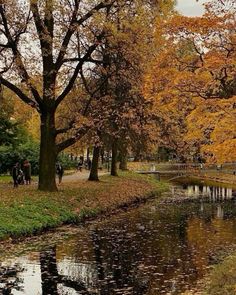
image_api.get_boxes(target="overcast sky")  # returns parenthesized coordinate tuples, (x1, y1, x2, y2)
(176, 0, 207, 16)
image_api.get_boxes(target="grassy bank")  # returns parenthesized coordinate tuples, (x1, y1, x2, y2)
(0, 171, 167, 241)
(205, 253, 236, 295)
(183, 251, 236, 295)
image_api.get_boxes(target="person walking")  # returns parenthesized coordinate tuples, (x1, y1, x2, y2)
(12, 162, 20, 188)
(56, 162, 64, 184)
(23, 159, 31, 184)
(77, 157, 83, 172)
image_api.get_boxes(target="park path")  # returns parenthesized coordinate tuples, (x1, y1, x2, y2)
(62, 170, 108, 182)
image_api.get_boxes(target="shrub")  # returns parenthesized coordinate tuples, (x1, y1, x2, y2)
(0, 143, 77, 175)
(0, 141, 39, 175)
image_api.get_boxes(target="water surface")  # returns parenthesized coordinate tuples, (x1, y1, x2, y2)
(1, 178, 236, 294)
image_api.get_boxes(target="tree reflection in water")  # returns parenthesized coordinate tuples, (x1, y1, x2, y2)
(90, 228, 150, 294)
(1, 180, 236, 295)
(0, 264, 24, 294)
(40, 246, 96, 294)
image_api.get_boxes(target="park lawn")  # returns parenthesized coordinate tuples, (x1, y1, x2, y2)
(0, 175, 12, 183)
(0, 171, 168, 240)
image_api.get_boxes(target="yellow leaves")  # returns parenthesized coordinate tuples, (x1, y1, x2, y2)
(184, 96, 236, 163)
(201, 139, 236, 164)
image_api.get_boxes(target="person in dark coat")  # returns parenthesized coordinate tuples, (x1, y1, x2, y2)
(56, 162, 64, 184)
(77, 157, 83, 172)
(23, 159, 31, 184)
(12, 162, 20, 188)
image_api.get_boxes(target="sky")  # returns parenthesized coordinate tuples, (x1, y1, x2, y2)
(176, 0, 208, 16)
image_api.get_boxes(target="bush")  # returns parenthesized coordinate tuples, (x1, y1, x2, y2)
(0, 142, 77, 175)
(0, 141, 40, 175)
(57, 152, 77, 170)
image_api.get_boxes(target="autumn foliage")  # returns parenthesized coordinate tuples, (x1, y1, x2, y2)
(144, 0, 236, 164)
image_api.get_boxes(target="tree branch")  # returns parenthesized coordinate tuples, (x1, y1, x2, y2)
(55, 40, 102, 108)
(55, 120, 76, 135)
(30, 1, 47, 48)
(80, 68, 112, 116)
(0, 4, 42, 106)
(63, 57, 103, 65)
(55, 1, 114, 72)
(56, 125, 90, 153)
(0, 76, 39, 110)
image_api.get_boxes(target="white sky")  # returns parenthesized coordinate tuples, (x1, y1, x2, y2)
(176, 0, 208, 16)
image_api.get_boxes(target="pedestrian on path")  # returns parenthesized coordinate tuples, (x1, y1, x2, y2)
(12, 162, 20, 188)
(23, 159, 31, 184)
(56, 162, 64, 184)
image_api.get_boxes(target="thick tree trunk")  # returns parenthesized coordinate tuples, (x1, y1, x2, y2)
(111, 140, 118, 176)
(119, 148, 128, 171)
(88, 146, 100, 181)
(38, 110, 57, 191)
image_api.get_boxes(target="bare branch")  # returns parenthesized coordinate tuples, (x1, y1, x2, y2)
(30, 1, 47, 45)
(0, 3, 42, 106)
(55, 1, 114, 72)
(55, 40, 102, 108)
(63, 57, 103, 65)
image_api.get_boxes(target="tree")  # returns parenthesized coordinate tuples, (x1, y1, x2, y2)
(184, 96, 236, 164)
(0, 0, 116, 191)
(144, 0, 236, 163)
(84, 0, 176, 176)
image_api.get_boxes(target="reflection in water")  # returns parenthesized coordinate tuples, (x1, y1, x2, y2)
(40, 247, 58, 294)
(216, 205, 224, 219)
(0, 264, 24, 294)
(1, 182, 236, 294)
(185, 185, 234, 201)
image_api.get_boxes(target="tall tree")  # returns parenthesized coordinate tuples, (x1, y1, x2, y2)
(0, 0, 116, 191)
(85, 0, 176, 175)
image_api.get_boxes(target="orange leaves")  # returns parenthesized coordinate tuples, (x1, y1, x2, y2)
(143, 0, 236, 163)
(184, 96, 236, 163)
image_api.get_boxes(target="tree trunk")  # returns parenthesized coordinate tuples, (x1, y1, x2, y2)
(111, 140, 118, 176)
(89, 146, 100, 181)
(86, 147, 90, 161)
(119, 148, 128, 170)
(38, 110, 57, 191)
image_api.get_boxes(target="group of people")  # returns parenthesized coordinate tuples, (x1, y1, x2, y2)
(11, 157, 92, 187)
(12, 160, 31, 188)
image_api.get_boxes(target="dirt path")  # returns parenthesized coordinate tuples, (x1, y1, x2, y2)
(61, 170, 108, 182)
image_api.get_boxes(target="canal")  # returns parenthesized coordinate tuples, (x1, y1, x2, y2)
(1, 178, 236, 294)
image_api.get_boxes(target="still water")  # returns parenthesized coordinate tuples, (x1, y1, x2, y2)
(1, 179, 236, 295)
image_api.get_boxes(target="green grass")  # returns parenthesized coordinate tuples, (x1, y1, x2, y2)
(205, 254, 236, 295)
(0, 175, 12, 183)
(0, 171, 168, 240)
